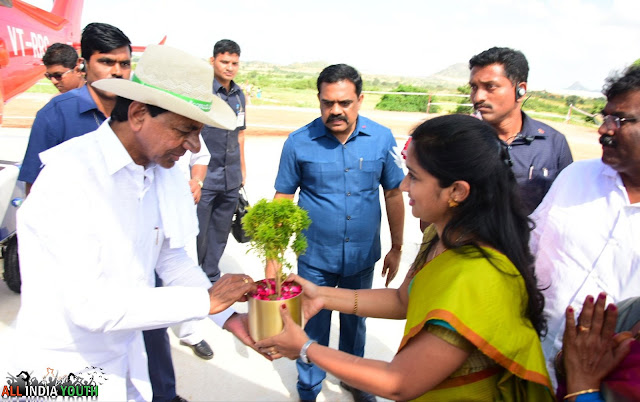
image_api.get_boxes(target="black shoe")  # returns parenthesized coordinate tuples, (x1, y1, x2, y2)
(180, 340, 214, 360)
(171, 395, 188, 402)
(340, 381, 377, 402)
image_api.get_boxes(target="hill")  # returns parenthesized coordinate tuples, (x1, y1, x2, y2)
(424, 62, 469, 86)
(566, 81, 598, 92)
(241, 60, 468, 90)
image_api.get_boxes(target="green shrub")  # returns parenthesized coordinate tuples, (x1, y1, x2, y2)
(375, 85, 440, 113)
(453, 85, 472, 114)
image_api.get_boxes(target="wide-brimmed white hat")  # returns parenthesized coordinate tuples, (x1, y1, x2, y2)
(92, 44, 236, 129)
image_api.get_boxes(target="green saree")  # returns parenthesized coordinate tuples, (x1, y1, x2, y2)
(400, 230, 553, 401)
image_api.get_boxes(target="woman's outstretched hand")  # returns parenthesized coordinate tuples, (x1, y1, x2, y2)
(255, 303, 310, 360)
(286, 273, 324, 321)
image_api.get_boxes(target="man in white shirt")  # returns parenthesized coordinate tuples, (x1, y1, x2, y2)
(531, 65, 640, 385)
(12, 45, 260, 401)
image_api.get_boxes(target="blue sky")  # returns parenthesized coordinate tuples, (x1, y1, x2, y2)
(32, 0, 640, 91)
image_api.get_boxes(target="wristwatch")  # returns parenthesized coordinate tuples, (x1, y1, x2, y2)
(299, 339, 317, 364)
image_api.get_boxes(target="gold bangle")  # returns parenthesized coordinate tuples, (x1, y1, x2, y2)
(563, 389, 600, 400)
(196, 180, 204, 188)
(353, 290, 358, 315)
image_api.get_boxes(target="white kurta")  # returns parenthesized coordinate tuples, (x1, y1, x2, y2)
(530, 158, 640, 385)
(13, 122, 230, 401)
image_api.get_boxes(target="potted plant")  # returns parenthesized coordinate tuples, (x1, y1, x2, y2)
(241, 198, 311, 341)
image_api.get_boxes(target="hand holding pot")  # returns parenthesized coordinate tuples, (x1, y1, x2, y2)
(255, 304, 310, 361)
(223, 312, 277, 361)
(208, 273, 256, 315)
(286, 273, 324, 321)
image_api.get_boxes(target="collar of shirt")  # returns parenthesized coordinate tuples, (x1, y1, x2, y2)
(94, 120, 153, 176)
(71, 84, 103, 116)
(94, 120, 195, 247)
(600, 160, 638, 203)
(94, 119, 160, 201)
(309, 116, 372, 142)
(518, 112, 548, 140)
(213, 78, 240, 96)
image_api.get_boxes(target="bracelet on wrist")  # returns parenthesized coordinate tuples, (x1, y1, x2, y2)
(563, 389, 600, 400)
(391, 243, 402, 251)
(353, 290, 359, 315)
(300, 339, 317, 364)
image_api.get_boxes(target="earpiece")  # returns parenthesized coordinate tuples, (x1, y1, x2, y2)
(77, 63, 85, 71)
(516, 85, 526, 100)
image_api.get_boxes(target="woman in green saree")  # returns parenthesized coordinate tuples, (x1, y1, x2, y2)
(256, 114, 553, 401)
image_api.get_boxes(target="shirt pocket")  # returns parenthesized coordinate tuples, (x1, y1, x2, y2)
(358, 160, 383, 191)
(301, 161, 343, 194)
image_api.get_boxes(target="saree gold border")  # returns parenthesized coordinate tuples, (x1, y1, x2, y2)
(398, 309, 552, 390)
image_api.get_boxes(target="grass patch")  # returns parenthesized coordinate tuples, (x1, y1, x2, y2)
(22, 64, 602, 129)
(26, 79, 58, 94)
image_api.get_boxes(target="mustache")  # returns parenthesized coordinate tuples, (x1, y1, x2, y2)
(327, 115, 348, 123)
(599, 134, 616, 147)
(474, 102, 491, 110)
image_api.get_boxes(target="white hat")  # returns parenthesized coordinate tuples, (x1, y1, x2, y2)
(92, 44, 236, 129)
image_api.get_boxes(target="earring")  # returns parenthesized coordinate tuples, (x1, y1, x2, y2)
(448, 199, 459, 208)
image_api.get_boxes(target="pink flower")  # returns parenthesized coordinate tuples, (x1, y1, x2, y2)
(251, 279, 302, 300)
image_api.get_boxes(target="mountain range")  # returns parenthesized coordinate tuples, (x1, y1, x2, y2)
(243, 60, 598, 94)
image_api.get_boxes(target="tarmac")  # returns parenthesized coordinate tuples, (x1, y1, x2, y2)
(0, 121, 424, 401)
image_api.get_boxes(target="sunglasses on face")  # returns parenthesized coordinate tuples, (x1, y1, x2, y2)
(44, 68, 74, 81)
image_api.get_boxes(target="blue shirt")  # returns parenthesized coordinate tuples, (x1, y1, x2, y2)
(508, 112, 573, 214)
(275, 116, 405, 275)
(200, 79, 246, 192)
(18, 85, 106, 184)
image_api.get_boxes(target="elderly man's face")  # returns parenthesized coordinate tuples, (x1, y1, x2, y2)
(133, 104, 203, 168)
(598, 90, 640, 179)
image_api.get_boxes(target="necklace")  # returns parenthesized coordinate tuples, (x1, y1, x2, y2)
(504, 133, 520, 144)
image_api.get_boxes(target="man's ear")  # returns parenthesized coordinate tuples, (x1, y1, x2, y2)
(209, 56, 215, 66)
(128, 101, 148, 131)
(450, 180, 471, 203)
(516, 82, 528, 103)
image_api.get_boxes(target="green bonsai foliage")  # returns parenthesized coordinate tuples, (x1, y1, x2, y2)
(242, 198, 311, 296)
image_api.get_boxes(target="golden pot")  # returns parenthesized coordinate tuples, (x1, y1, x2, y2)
(248, 281, 303, 341)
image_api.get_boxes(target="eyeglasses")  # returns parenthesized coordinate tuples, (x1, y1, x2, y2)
(600, 114, 639, 130)
(44, 68, 73, 81)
